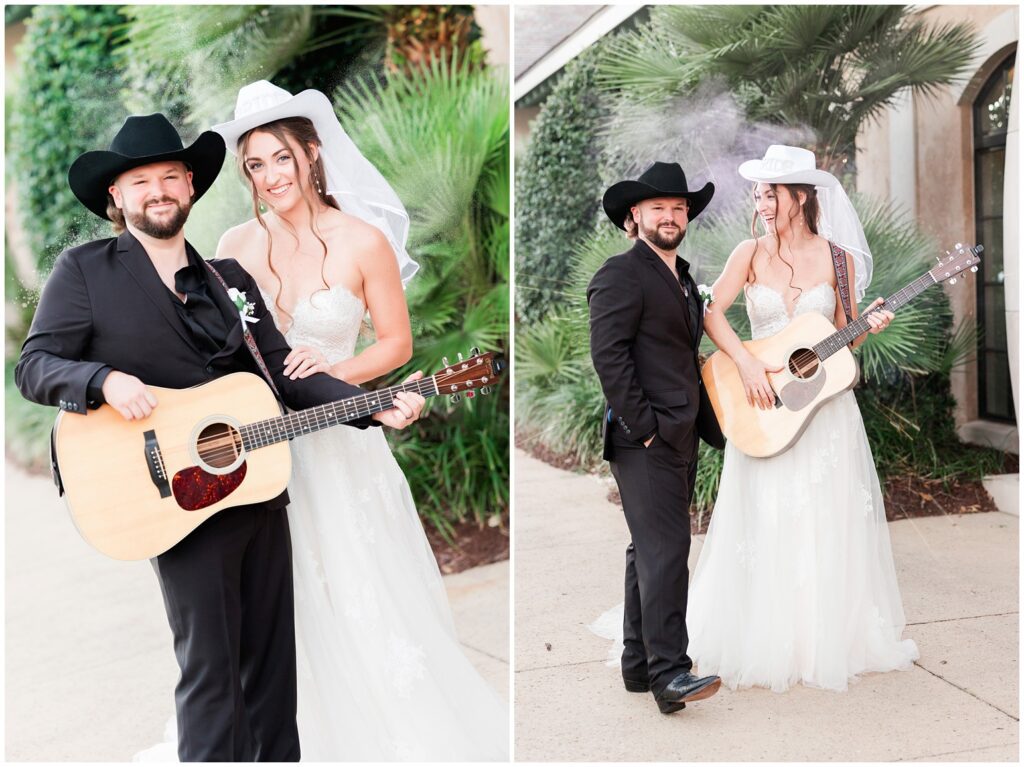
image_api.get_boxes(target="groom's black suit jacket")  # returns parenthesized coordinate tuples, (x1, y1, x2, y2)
(588, 239, 723, 462)
(15, 230, 375, 509)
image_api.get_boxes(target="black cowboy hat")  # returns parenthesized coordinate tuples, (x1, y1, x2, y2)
(68, 113, 226, 220)
(602, 162, 715, 229)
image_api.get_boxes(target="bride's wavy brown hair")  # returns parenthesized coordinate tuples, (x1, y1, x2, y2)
(749, 182, 820, 300)
(237, 117, 340, 328)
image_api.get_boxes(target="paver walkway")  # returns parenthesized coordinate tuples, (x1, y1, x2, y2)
(5, 460, 508, 761)
(515, 449, 1018, 762)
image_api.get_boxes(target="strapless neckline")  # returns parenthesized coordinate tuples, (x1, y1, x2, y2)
(746, 282, 832, 320)
(260, 283, 365, 318)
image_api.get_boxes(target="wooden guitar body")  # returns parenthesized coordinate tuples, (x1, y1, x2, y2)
(54, 373, 291, 561)
(50, 349, 502, 561)
(702, 312, 859, 458)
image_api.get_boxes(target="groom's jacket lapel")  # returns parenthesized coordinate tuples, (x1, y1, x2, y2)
(116, 232, 202, 354)
(635, 240, 696, 341)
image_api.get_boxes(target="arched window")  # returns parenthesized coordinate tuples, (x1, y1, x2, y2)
(973, 52, 1014, 422)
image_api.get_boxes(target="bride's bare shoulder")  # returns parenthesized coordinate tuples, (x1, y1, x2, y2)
(324, 210, 392, 258)
(216, 219, 266, 270)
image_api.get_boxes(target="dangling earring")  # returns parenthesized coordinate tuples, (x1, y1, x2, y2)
(311, 171, 323, 196)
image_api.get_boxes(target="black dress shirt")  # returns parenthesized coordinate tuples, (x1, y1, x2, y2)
(86, 250, 231, 404)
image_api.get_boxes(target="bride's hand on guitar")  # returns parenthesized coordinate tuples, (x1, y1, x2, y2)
(372, 371, 426, 430)
(737, 352, 782, 411)
(863, 298, 895, 335)
(101, 370, 159, 421)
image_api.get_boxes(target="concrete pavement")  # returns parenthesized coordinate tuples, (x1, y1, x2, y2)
(5, 459, 508, 761)
(514, 449, 1019, 762)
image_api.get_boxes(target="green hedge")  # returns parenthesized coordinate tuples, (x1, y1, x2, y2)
(10, 5, 131, 275)
(514, 46, 606, 323)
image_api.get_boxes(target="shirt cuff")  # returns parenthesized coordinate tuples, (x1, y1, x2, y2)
(85, 366, 113, 408)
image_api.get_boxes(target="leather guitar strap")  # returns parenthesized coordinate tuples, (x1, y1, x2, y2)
(203, 261, 283, 402)
(830, 240, 854, 324)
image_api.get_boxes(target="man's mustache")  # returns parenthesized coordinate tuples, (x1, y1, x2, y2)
(145, 197, 179, 210)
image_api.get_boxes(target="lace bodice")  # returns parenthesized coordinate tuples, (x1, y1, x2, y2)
(259, 285, 367, 364)
(744, 282, 836, 340)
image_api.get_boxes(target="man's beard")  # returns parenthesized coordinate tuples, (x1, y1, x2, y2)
(125, 197, 191, 239)
(641, 220, 686, 250)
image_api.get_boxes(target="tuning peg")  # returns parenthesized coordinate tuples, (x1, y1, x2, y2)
(442, 356, 450, 367)
(955, 242, 963, 249)
(450, 393, 461, 404)
(949, 277, 958, 285)
(469, 346, 480, 357)
(970, 266, 979, 273)
(480, 386, 491, 395)
(457, 352, 464, 362)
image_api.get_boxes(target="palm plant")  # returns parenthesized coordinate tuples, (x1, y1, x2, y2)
(118, 6, 484, 128)
(334, 55, 510, 535)
(119, 5, 390, 127)
(597, 5, 980, 172)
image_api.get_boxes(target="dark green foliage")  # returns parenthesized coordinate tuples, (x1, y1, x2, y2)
(598, 5, 980, 171)
(6, 6, 34, 25)
(336, 56, 510, 532)
(857, 374, 1006, 482)
(515, 47, 607, 323)
(389, 388, 508, 538)
(9, 5, 131, 274)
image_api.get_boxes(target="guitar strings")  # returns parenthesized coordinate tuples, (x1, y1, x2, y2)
(147, 361, 493, 461)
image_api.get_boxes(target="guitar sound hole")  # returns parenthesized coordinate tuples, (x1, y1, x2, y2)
(196, 422, 243, 469)
(787, 348, 820, 380)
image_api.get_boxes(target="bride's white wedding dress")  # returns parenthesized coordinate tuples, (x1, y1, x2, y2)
(136, 284, 507, 761)
(277, 285, 507, 760)
(686, 282, 919, 692)
(589, 282, 919, 693)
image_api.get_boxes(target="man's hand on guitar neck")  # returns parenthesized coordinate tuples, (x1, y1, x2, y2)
(372, 370, 427, 430)
(101, 370, 159, 421)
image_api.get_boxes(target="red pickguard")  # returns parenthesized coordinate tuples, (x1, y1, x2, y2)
(172, 463, 247, 511)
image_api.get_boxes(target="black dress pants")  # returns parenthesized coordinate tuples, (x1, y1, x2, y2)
(151, 503, 299, 762)
(609, 431, 697, 695)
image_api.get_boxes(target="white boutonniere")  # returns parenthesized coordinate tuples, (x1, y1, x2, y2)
(226, 287, 259, 325)
(697, 284, 715, 315)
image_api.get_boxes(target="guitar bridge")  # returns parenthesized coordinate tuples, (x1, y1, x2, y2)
(143, 430, 171, 498)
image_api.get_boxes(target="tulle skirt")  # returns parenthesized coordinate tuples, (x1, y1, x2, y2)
(687, 390, 919, 692)
(288, 424, 508, 760)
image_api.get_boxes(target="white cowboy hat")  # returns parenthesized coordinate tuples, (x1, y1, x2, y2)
(738, 145, 838, 188)
(211, 80, 332, 155)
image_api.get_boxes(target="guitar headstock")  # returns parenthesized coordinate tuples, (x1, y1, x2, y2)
(929, 243, 983, 285)
(432, 348, 504, 403)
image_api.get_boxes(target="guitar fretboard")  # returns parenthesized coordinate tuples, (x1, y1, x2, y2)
(812, 272, 936, 360)
(238, 377, 440, 450)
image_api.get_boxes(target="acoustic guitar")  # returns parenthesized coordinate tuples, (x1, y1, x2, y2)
(702, 244, 982, 458)
(53, 350, 501, 560)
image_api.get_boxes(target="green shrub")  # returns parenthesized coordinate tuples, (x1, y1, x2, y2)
(857, 374, 1006, 482)
(9, 5, 131, 274)
(515, 46, 606, 323)
(336, 56, 510, 533)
